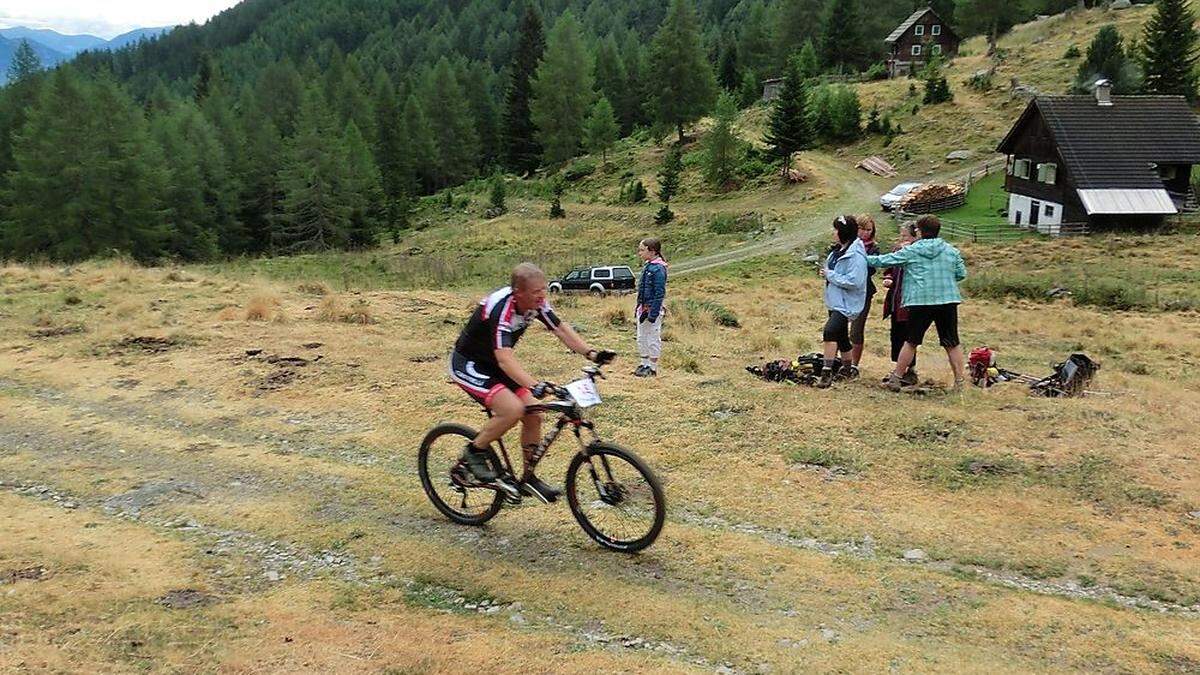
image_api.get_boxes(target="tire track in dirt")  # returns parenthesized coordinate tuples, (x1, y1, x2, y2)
(3, 375, 1196, 617)
(0, 477, 722, 673)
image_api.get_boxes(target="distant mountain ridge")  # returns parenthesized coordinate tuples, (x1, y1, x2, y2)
(0, 25, 173, 83)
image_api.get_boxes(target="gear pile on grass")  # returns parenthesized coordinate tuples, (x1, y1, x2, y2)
(746, 353, 856, 387)
(969, 347, 1101, 397)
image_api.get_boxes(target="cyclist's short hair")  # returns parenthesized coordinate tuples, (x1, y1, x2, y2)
(511, 262, 546, 291)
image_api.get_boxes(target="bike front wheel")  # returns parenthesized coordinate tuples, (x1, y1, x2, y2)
(418, 423, 504, 526)
(566, 442, 665, 552)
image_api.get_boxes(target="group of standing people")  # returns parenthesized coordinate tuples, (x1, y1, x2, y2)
(632, 214, 966, 393)
(819, 213, 967, 390)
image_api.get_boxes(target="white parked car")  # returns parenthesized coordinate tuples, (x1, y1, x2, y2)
(879, 182, 922, 211)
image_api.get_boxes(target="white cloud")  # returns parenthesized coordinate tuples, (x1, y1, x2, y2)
(0, 1, 241, 39)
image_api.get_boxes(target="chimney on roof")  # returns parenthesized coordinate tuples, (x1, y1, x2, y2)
(1094, 79, 1113, 106)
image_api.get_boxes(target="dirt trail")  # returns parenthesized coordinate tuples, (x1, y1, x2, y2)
(671, 155, 1004, 276)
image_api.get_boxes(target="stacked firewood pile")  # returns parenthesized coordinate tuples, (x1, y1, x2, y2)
(898, 182, 966, 213)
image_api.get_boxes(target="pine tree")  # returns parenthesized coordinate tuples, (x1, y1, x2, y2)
(7, 40, 42, 83)
(503, 4, 546, 173)
(152, 101, 237, 260)
(424, 57, 481, 186)
(821, 0, 865, 72)
(1140, 0, 1199, 101)
(595, 35, 634, 133)
(549, 178, 566, 218)
(738, 70, 761, 108)
(718, 40, 740, 92)
(530, 11, 594, 166)
(195, 53, 217, 103)
(255, 59, 305, 137)
(342, 121, 384, 249)
(236, 92, 284, 254)
(655, 145, 683, 224)
(775, 0, 825, 69)
(0, 40, 44, 192)
(584, 97, 620, 165)
(795, 40, 821, 81)
(489, 176, 507, 214)
(922, 54, 953, 104)
(620, 32, 653, 129)
(401, 94, 439, 194)
(2, 69, 170, 262)
(465, 61, 501, 172)
(372, 71, 406, 226)
(764, 58, 815, 170)
(274, 88, 352, 252)
(703, 92, 742, 187)
(1073, 25, 1139, 94)
(738, 1, 774, 83)
(649, 0, 718, 144)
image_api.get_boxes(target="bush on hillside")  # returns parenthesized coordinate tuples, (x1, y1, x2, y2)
(562, 159, 596, 182)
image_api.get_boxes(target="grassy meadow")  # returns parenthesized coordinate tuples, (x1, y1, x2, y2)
(1, 231, 1199, 672)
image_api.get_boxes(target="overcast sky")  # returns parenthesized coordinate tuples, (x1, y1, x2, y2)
(0, 0, 242, 39)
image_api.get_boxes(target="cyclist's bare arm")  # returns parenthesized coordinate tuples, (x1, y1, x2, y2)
(551, 322, 594, 359)
(495, 348, 538, 391)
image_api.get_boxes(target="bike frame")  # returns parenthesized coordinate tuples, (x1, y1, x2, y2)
(485, 368, 608, 486)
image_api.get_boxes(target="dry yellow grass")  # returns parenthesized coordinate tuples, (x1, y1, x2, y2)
(0, 245, 1197, 672)
(244, 292, 284, 322)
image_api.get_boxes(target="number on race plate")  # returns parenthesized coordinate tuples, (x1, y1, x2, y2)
(565, 378, 602, 408)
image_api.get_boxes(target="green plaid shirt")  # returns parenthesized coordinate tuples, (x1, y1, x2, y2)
(866, 238, 966, 307)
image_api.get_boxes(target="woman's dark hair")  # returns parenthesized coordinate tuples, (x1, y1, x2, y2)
(641, 237, 663, 258)
(834, 215, 858, 244)
(917, 215, 941, 239)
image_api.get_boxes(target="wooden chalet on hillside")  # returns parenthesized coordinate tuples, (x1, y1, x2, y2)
(884, 7, 959, 78)
(996, 82, 1200, 231)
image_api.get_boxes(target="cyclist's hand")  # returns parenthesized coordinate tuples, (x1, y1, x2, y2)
(531, 381, 555, 399)
(589, 349, 617, 365)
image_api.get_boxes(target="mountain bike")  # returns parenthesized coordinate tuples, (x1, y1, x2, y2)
(418, 365, 665, 553)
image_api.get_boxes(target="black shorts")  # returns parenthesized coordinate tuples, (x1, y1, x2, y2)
(448, 351, 529, 407)
(823, 311, 853, 354)
(905, 303, 960, 348)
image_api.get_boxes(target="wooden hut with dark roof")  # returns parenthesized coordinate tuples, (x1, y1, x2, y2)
(884, 7, 959, 78)
(996, 81, 1200, 231)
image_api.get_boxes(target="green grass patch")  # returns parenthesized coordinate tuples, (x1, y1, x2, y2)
(787, 446, 864, 473)
(940, 172, 1010, 226)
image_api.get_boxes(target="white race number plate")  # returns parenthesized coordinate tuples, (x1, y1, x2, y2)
(565, 378, 602, 408)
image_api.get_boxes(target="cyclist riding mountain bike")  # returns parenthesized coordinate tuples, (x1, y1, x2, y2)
(449, 262, 615, 503)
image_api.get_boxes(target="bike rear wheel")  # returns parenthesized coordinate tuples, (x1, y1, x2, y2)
(566, 442, 665, 552)
(418, 423, 504, 526)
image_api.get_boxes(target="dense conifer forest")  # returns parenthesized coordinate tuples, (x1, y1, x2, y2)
(0, 0, 1142, 261)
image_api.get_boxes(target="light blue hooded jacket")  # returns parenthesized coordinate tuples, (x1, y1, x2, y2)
(824, 237, 868, 319)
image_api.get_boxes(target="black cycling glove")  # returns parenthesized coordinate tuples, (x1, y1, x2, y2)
(531, 381, 554, 399)
(588, 349, 617, 365)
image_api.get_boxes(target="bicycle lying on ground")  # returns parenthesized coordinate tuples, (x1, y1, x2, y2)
(418, 364, 665, 552)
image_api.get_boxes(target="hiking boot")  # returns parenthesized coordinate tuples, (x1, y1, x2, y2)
(461, 443, 497, 482)
(646, 367, 658, 377)
(952, 377, 966, 392)
(882, 372, 904, 392)
(900, 369, 919, 387)
(633, 365, 649, 377)
(840, 363, 860, 380)
(520, 473, 562, 504)
(816, 368, 834, 389)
